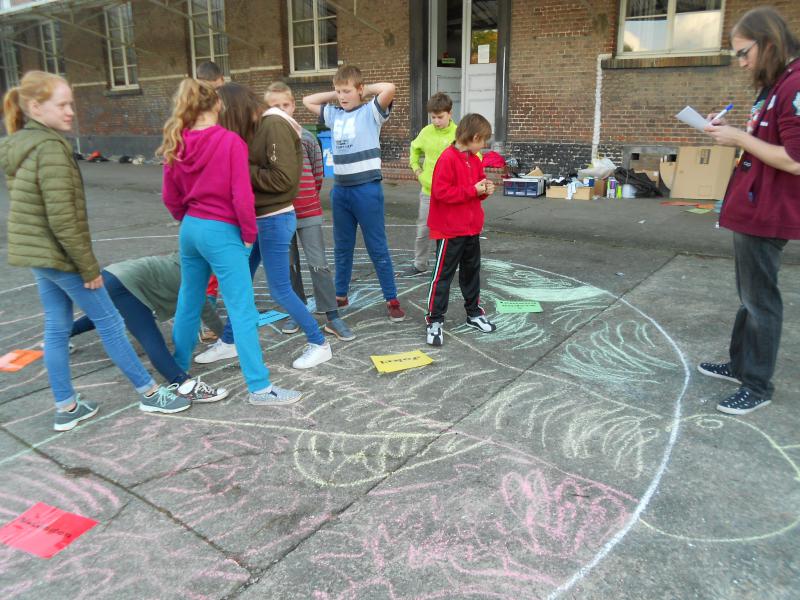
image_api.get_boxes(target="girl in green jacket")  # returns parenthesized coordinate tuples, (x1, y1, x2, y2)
(0, 71, 202, 431)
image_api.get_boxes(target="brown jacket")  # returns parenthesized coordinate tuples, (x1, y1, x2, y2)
(249, 114, 302, 217)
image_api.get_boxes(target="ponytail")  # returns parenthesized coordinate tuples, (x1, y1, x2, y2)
(157, 78, 219, 165)
(2, 70, 68, 134)
(3, 88, 24, 133)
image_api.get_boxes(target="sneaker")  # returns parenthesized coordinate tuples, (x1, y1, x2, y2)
(426, 322, 443, 347)
(53, 395, 98, 432)
(198, 326, 218, 343)
(281, 317, 300, 334)
(466, 314, 497, 333)
(336, 296, 349, 308)
(323, 317, 355, 341)
(140, 385, 191, 414)
(387, 299, 405, 322)
(292, 342, 332, 369)
(177, 377, 229, 403)
(248, 386, 302, 406)
(716, 387, 771, 415)
(194, 339, 238, 364)
(403, 265, 427, 277)
(697, 361, 741, 384)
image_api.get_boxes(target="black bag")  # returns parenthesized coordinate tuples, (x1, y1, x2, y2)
(613, 167, 660, 197)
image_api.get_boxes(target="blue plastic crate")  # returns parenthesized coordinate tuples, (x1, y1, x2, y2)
(503, 177, 545, 197)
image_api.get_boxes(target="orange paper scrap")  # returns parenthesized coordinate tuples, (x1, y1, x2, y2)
(0, 350, 44, 372)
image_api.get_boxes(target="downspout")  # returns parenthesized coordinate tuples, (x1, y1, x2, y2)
(592, 53, 612, 159)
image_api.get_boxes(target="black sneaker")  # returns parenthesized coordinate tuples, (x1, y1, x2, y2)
(465, 314, 497, 333)
(426, 322, 443, 346)
(716, 387, 770, 415)
(698, 362, 741, 384)
(402, 265, 427, 277)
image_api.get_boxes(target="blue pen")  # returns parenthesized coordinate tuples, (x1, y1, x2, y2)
(711, 103, 734, 124)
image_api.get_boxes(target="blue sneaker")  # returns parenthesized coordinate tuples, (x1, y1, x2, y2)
(248, 386, 302, 406)
(716, 387, 770, 415)
(281, 317, 300, 334)
(323, 317, 355, 341)
(140, 385, 191, 414)
(53, 395, 98, 432)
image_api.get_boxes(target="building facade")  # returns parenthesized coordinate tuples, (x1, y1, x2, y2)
(1, 0, 799, 176)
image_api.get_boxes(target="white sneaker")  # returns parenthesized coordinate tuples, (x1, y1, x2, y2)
(194, 339, 238, 364)
(292, 342, 332, 369)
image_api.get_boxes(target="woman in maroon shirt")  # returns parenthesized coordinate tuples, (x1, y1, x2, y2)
(700, 7, 800, 415)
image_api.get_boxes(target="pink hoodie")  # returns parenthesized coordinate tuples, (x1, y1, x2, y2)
(162, 125, 257, 243)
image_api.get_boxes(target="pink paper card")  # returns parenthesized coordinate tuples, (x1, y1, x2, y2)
(0, 502, 98, 558)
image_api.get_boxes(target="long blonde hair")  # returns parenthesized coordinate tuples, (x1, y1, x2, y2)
(2, 70, 69, 134)
(157, 78, 219, 165)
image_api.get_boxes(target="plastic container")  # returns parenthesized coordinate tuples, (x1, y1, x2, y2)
(317, 130, 334, 178)
(503, 177, 545, 197)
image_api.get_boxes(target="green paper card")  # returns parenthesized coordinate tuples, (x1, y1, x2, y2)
(496, 299, 543, 313)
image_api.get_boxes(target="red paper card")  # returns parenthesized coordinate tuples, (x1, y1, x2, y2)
(0, 349, 44, 372)
(0, 502, 98, 558)
(660, 200, 699, 207)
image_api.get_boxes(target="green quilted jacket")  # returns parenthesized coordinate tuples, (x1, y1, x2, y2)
(0, 120, 100, 282)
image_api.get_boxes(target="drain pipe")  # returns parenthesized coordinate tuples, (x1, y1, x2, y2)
(592, 53, 612, 159)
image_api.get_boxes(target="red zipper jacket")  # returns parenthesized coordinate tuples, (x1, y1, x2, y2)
(428, 144, 489, 239)
(720, 58, 800, 240)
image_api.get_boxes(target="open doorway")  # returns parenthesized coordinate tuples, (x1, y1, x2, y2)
(428, 0, 498, 131)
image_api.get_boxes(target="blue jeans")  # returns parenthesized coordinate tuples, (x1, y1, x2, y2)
(729, 232, 788, 399)
(174, 216, 270, 392)
(71, 271, 189, 386)
(331, 180, 398, 300)
(221, 212, 324, 346)
(32, 267, 156, 409)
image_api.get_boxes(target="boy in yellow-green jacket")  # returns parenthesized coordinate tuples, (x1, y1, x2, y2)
(406, 92, 457, 276)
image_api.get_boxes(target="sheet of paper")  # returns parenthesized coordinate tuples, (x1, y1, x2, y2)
(0, 502, 97, 559)
(661, 200, 699, 207)
(0, 349, 44, 372)
(371, 350, 433, 374)
(477, 44, 490, 64)
(685, 207, 712, 214)
(496, 299, 543, 313)
(675, 106, 710, 132)
(258, 310, 289, 327)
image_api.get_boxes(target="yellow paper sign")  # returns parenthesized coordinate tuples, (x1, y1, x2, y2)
(371, 350, 434, 374)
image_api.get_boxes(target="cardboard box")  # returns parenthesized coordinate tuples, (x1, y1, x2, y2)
(669, 146, 736, 200)
(546, 185, 593, 201)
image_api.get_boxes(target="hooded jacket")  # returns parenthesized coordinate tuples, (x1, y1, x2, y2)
(0, 119, 100, 282)
(720, 58, 800, 239)
(249, 112, 303, 217)
(162, 125, 257, 243)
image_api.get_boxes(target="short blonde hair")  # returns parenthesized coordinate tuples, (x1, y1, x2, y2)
(333, 64, 363, 88)
(264, 81, 294, 102)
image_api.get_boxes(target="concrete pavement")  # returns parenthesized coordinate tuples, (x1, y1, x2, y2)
(0, 163, 797, 599)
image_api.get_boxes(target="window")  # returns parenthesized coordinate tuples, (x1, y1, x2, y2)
(0, 31, 20, 93)
(104, 3, 138, 89)
(39, 21, 65, 74)
(288, 0, 337, 73)
(188, 0, 229, 76)
(619, 0, 724, 55)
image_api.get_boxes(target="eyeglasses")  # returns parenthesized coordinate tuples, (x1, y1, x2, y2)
(734, 41, 757, 59)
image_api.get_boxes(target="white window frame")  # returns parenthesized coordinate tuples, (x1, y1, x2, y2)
(617, 0, 726, 57)
(288, 0, 338, 75)
(104, 3, 139, 90)
(39, 20, 64, 74)
(0, 30, 20, 90)
(188, 0, 229, 77)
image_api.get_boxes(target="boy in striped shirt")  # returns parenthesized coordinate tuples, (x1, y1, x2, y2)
(264, 82, 354, 341)
(303, 65, 405, 322)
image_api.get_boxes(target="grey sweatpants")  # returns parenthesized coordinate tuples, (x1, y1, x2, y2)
(289, 220, 338, 314)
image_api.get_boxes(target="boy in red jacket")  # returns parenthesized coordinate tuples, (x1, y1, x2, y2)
(425, 114, 496, 346)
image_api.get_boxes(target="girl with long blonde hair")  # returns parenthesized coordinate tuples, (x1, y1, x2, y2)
(0, 71, 192, 431)
(160, 78, 301, 406)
